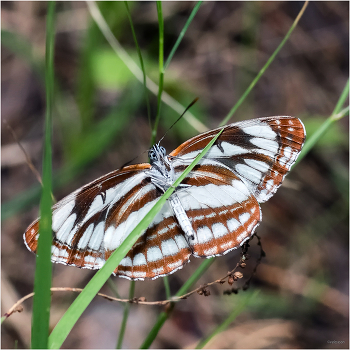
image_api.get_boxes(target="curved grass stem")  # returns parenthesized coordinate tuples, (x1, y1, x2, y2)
(220, 1, 309, 126)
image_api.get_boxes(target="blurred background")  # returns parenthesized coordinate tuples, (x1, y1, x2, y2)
(1, 1, 349, 349)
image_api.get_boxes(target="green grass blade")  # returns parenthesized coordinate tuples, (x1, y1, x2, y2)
(294, 105, 349, 167)
(176, 258, 215, 297)
(163, 276, 171, 299)
(31, 2, 55, 348)
(47, 128, 224, 349)
(195, 291, 260, 349)
(140, 312, 169, 349)
(332, 79, 349, 115)
(76, 16, 99, 133)
(1, 29, 45, 81)
(295, 79, 349, 166)
(220, 1, 309, 126)
(107, 278, 121, 298)
(116, 281, 135, 349)
(140, 258, 215, 349)
(164, 1, 203, 70)
(151, 1, 165, 146)
(124, 1, 151, 128)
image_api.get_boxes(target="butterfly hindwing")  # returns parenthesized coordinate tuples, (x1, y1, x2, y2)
(172, 160, 261, 257)
(115, 202, 191, 280)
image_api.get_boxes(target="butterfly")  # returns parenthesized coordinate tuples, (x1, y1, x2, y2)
(24, 116, 306, 280)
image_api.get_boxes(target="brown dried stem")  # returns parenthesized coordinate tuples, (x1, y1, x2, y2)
(3, 118, 56, 203)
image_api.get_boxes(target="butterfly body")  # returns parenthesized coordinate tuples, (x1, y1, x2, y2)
(24, 116, 305, 280)
(148, 144, 197, 241)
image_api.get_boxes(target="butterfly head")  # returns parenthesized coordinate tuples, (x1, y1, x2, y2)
(149, 144, 167, 164)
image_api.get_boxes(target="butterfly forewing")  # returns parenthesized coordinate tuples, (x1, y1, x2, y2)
(24, 116, 305, 280)
(25, 164, 153, 270)
(170, 116, 305, 203)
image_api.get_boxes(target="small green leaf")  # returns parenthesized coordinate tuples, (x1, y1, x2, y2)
(91, 49, 134, 88)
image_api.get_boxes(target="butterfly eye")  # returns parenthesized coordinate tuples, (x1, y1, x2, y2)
(160, 146, 166, 155)
(149, 150, 156, 161)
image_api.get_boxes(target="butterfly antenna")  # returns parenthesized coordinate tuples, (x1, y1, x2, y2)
(121, 98, 198, 168)
(119, 149, 149, 169)
(158, 97, 199, 144)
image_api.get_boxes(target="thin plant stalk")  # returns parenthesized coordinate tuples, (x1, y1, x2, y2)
(107, 278, 121, 298)
(124, 1, 151, 128)
(140, 259, 215, 349)
(116, 281, 135, 349)
(195, 291, 260, 349)
(151, 1, 164, 146)
(164, 1, 203, 70)
(141, 104, 349, 350)
(220, 1, 309, 126)
(31, 2, 55, 348)
(332, 78, 349, 115)
(294, 79, 349, 166)
(163, 276, 171, 300)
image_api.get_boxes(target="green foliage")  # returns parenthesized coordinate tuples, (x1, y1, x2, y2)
(31, 2, 55, 348)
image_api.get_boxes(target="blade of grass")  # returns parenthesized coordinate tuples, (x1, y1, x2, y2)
(140, 258, 215, 349)
(31, 2, 55, 348)
(86, 1, 207, 133)
(1, 29, 45, 81)
(116, 280, 135, 349)
(294, 105, 349, 167)
(220, 1, 309, 126)
(195, 291, 260, 349)
(164, 1, 202, 70)
(332, 79, 349, 115)
(124, 1, 151, 128)
(294, 79, 349, 166)
(106, 278, 121, 298)
(48, 128, 224, 349)
(151, 1, 164, 146)
(76, 15, 99, 133)
(163, 276, 171, 300)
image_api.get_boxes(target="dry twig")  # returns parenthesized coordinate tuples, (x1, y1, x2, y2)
(4, 235, 265, 319)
